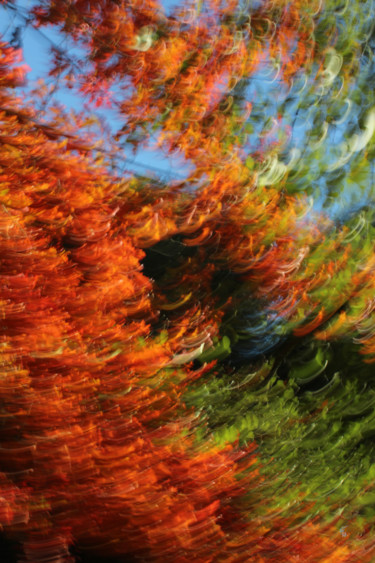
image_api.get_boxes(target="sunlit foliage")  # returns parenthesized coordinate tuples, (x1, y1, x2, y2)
(0, 0, 375, 561)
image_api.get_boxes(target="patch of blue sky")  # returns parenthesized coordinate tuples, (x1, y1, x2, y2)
(162, 0, 184, 13)
(242, 22, 375, 224)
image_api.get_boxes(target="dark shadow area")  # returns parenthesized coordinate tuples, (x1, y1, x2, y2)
(0, 533, 22, 563)
(141, 236, 197, 281)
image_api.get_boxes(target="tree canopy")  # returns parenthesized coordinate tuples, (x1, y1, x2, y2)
(1, 0, 375, 561)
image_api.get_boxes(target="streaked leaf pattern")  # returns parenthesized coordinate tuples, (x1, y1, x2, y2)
(0, 0, 375, 561)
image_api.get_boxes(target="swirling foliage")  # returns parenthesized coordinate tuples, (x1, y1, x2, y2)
(0, 0, 375, 561)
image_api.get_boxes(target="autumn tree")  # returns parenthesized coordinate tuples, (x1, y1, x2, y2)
(0, 0, 375, 562)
